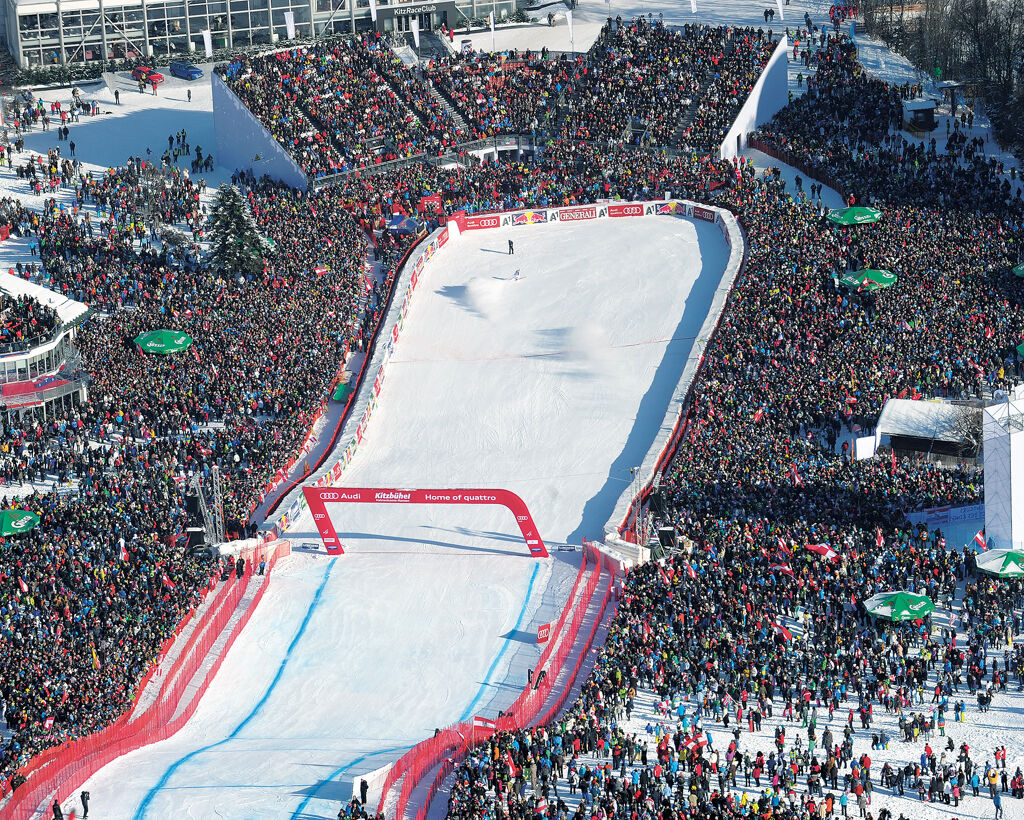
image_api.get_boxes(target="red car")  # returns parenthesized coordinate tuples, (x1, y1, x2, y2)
(131, 66, 164, 85)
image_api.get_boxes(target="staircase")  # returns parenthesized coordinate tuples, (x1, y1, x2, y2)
(669, 74, 713, 148)
(424, 79, 470, 135)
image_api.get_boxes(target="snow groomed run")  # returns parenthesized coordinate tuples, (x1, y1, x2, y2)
(75, 210, 731, 819)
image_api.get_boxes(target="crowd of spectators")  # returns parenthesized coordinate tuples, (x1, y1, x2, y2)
(426, 49, 575, 139)
(219, 34, 463, 178)
(753, 37, 1022, 213)
(561, 18, 775, 151)
(0, 294, 59, 349)
(2, 16, 1024, 820)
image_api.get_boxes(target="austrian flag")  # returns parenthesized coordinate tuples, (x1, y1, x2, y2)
(806, 543, 839, 561)
(161, 573, 177, 590)
(974, 530, 988, 551)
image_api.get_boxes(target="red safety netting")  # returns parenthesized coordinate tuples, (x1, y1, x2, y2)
(4, 539, 291, 820)
(378, 544, 619, 820)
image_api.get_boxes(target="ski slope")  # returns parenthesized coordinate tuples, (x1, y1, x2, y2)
(75, 215, 729, 819)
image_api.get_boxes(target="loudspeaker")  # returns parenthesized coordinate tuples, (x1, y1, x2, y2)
(658, 527, 675, 549)
(649, 488, 666, 516)
(185, 492, 203, 526)
(186, 526, 206, 549)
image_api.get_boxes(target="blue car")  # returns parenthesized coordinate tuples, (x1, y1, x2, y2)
(169, 60, 204, 80)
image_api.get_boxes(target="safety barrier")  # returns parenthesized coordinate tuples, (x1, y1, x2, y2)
(746, 137, 847, 199)
(4, 539, 291, 820)
(378, 544, 617, 820)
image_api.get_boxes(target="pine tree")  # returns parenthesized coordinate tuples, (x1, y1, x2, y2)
(206, 184, 275, 277)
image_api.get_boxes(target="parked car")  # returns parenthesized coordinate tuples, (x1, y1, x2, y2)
(169, 60, 204, 80)
(131, 66, 164, 85)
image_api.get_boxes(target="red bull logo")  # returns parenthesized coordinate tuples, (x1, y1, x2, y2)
(512, 209, 548, 226)
(656, 201, 686, 215)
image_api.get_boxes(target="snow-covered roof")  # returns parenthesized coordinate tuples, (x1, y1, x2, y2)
(876, 398, 966, 444)
(0, 271, 89, 327)
(903, 99, 937, 112)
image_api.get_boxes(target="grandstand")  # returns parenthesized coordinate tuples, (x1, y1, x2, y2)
(212, 22, 789, 187)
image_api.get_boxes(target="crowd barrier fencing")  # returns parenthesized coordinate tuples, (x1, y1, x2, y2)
(746, 137, 847, 200)
(378, 544, 617, 820)
(5, 539, 291, 820)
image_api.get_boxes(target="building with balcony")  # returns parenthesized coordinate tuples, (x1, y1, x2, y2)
(3, 0, 514, 68)
(0, 271, 90, 421)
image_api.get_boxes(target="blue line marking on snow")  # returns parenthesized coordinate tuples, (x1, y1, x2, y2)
(290, 562, 539, 819)
(457, 562, 539, 722)
(133, 560, 337, 820)
(289, 746, 408, 820)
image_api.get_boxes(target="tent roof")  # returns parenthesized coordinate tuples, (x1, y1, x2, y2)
(876, 399, 966, 445)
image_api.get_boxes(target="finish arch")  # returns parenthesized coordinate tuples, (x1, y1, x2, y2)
(302, 486, 549, 557)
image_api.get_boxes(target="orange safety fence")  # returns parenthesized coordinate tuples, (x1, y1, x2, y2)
(3, 539, 291, 820)
(378, 544, 619, 820)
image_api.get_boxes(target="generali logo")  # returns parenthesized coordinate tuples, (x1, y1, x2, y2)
(375, 491, 411, 502)
(556, 206, 596, 221)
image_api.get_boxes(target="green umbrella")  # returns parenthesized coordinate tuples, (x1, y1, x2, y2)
(976, 549, 1024, 577)
(134, 330, 194, 354)
(332, 383, 352, 402)
(1013, 262, 1024, 278)
(863, 590, 935, 621)
(840, 269, 897, 292)
(0, 509, 40, 536)
(826, 206, 883, 226)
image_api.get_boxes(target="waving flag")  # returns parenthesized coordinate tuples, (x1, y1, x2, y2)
(806, 543, 839, 561)
(685, 562, 697, 580)
(119, 543, 130, 562)
(790, 464, 803, 487)
(91, 645, 101, 670)
(18, 576, 28, 594)
(974, 529, 988, 551)
(43, 716, 54, 731)
(772, 622, 794, 641)
(161, 573, 177, 590)
(770, 563, 794, 576)
(875, 528, 884, 549)
(473, 716, 496, 731)
(684, 732, 707, 752)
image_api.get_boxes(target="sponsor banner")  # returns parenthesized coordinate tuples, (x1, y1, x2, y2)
(373, 366, 386, 397)
(552, 205, 601, 222)
(692, 205, 716, 223)
(608, 203, 644, 218)
(465, 213, 502, 231)
(656, 201, 688, 216)
(448, 210, 468, 232)
(418, 194, 443, 213)
(511, 209, 547, 227)
(537, 622, 551, 643)
(438, 227, 449, 247)
(302, 486, 549, 558)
